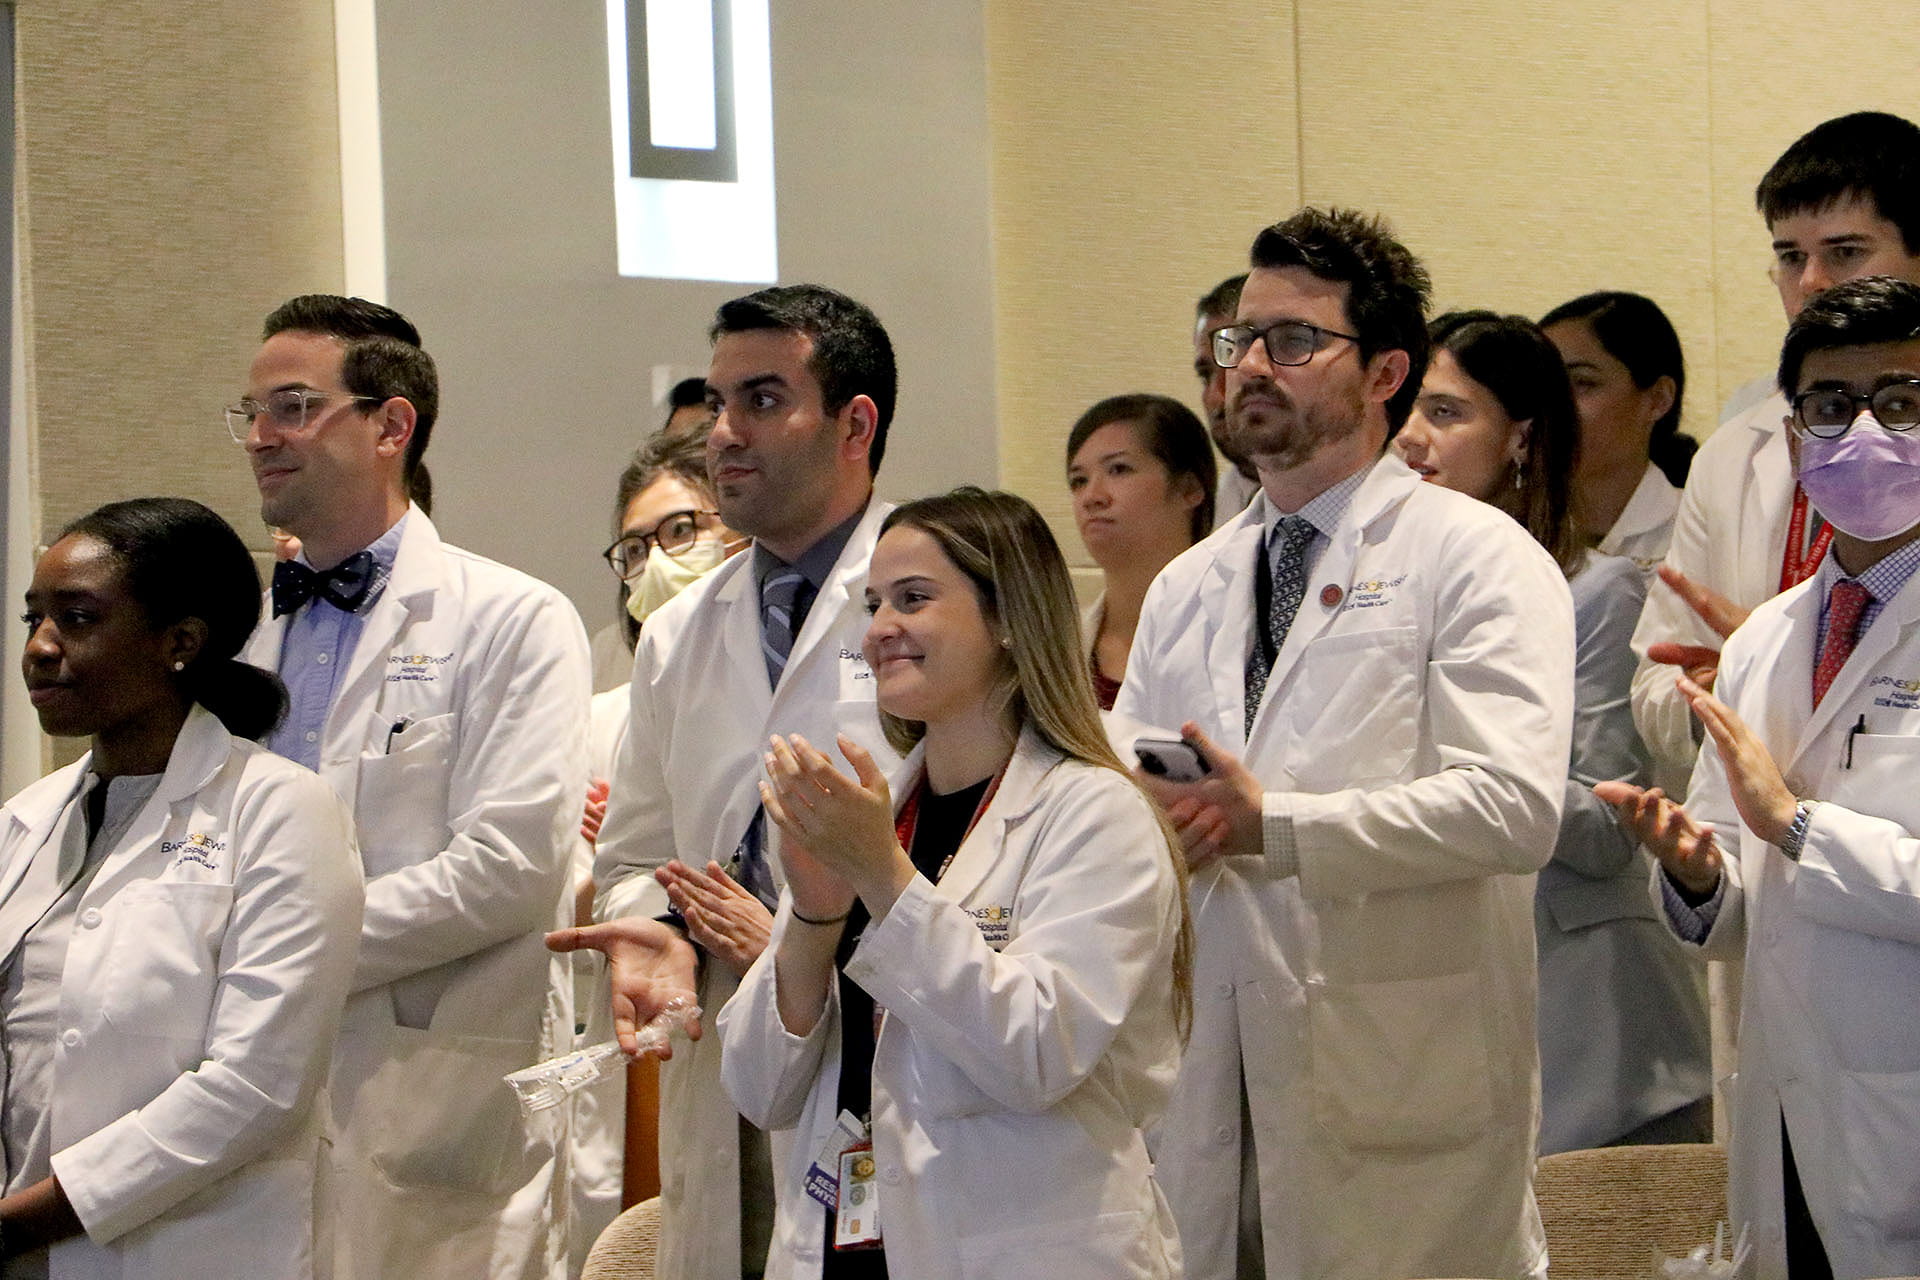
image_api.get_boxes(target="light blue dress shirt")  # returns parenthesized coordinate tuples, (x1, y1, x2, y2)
(265, 515, 409, 770)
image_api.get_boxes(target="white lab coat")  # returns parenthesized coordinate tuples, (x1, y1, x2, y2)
(569, 685, 633, 1276)
(0, 705, 361, 1279)
(1630, 393, 1793, 798)
(1660, 568, 1920, 1279)
(241, 508, 591, 1280)
(718, 731, 1184, 1280)
(595, 497, 898, 1280)
(1596, 460, 1680, 578)
(1116, 454, 1574, 1280)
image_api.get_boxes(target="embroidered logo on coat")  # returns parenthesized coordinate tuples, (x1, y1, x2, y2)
(1340, 574, 1408, 612)
(1870, 674, 1920, 710)
(386, 651, 453, 683)
(969, 903, 1012, 947)
(160, 832, 227, 870)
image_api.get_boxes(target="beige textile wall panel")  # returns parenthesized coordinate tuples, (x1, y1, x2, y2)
(1292, 0, 1723, 442)
(15, 0, 345, 548)
(1703, 1, 1920, 415)
(375, 0, 998, 629)
(983, 0, 1300, 569)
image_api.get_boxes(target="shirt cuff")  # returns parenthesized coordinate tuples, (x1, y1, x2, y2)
(1658, 867, 1724, 944)
(1261, 791, 1300, 880)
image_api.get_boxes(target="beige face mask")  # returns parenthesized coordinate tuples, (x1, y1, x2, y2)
(625, 536, 733, 624)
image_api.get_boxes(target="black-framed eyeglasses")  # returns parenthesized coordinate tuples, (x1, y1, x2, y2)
(224, 388, 385, 444)
(1791, 381, 1920, 439)
(1211, 320, 1361, 370)
(603, 509, 723, 580)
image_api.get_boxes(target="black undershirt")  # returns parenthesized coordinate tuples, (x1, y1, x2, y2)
(821, 775, 991, 1276)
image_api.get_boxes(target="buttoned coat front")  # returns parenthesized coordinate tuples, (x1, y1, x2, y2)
(241, 509, 591, 1280)
(1115, 455, 1574, 1280)
(718, 732, 1185, 1280)
(1662, 568, 1920, 1279)
(0, 706, 361, 1279)
(594, 498, 899, 1280)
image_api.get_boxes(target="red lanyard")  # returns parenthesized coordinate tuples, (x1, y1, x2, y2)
(1780, 484, 1833, 592)
(893, 765, 1005, 882)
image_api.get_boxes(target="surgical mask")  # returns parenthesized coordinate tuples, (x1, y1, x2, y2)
(625, 536, 732, 624)
(1798, 414, 1920, 541)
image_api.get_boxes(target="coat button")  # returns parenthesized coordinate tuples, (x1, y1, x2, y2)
(1215, 1125, 1234, 1145)
(881, 1164, 902, 1185)
(80, 908, 102, 928)
(1215, 982, 1232, 998)
(61, 1029, 81, 1048)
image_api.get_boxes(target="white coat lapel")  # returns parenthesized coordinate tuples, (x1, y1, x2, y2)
(1248, 457, 1413, 752)
(84, 706, 231, 903)
(0, 768, 88, 960)
(709, 564, 774, 866)
(1743, 414, 1794, 598)
(932, 734, 1056, 910)
(771, 500, 887, 723)
(324, 514, 442, 740)
(1200, 511, 1264, 750)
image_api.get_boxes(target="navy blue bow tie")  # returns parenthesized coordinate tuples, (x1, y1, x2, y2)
(271, 551, 377, 618)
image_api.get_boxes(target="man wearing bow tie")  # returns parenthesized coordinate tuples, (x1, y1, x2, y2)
(235, 295, 591, 1280)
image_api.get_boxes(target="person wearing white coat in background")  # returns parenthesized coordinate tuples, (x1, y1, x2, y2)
(232, 296, 591, 1280)
(1118, 208, 1574, 1280)
(0, 499, 361, 1277)
(1395, 310, 1710, 1153)
(1621, 116, 1920, 1140)
(549, 285, 903, 1280)
(725, 488, 1189, 1280)
(570, 431, 748, 1272)
(1538, 289, 1694, 576)
(1064, 393, 1214, 710)
(1602, 276, 1920, 1279)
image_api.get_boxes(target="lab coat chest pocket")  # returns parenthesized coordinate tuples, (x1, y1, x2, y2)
(354, 710, 456, 879)
(1284, 625, 1421, 791)
(98, 882, 234, 1037)
(1828, 727, 1920, 834)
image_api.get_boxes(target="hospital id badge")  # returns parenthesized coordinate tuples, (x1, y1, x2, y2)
(833, 1142, 883, 1250)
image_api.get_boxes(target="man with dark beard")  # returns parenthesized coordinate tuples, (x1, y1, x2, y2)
(1116, 208, 1574, 1279)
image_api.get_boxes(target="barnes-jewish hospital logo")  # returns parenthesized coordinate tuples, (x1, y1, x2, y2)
(1869, 674, 1920, 709)
(387, 651, 453, 683)
(162, 832, 227, 869)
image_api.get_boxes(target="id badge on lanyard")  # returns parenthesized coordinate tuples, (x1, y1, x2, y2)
(803, 1110, 883, 1249)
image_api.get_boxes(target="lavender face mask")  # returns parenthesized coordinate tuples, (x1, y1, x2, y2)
(1799, 415, 1920, 541)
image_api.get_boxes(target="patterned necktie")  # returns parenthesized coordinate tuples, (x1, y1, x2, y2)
(1812, 579, 1872, 707)
(1245, 515, 1316, 735)
(271, 550, 377, 618)
(760, 566, 807, 688)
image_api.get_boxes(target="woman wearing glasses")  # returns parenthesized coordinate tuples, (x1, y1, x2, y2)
(1396, 311, 1713, 1153)
(572, 431, 748, 1263)
(0, 498, 360, 1275)
(721, 488, 1190, 1279)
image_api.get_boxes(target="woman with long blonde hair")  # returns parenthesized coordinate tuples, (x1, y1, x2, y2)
(719, 487, 1191, 1280)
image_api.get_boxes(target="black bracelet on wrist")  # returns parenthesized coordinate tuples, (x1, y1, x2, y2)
(790, 906, 851, 926)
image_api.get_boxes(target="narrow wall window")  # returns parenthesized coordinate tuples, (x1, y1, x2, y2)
(608, 0, 775, 282)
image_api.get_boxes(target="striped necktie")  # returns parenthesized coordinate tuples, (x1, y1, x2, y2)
(1245, 515, 1315, 735)
(760, 566, 807, 688)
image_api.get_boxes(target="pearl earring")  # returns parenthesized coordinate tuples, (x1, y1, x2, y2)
(172, 661, 186, 672)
